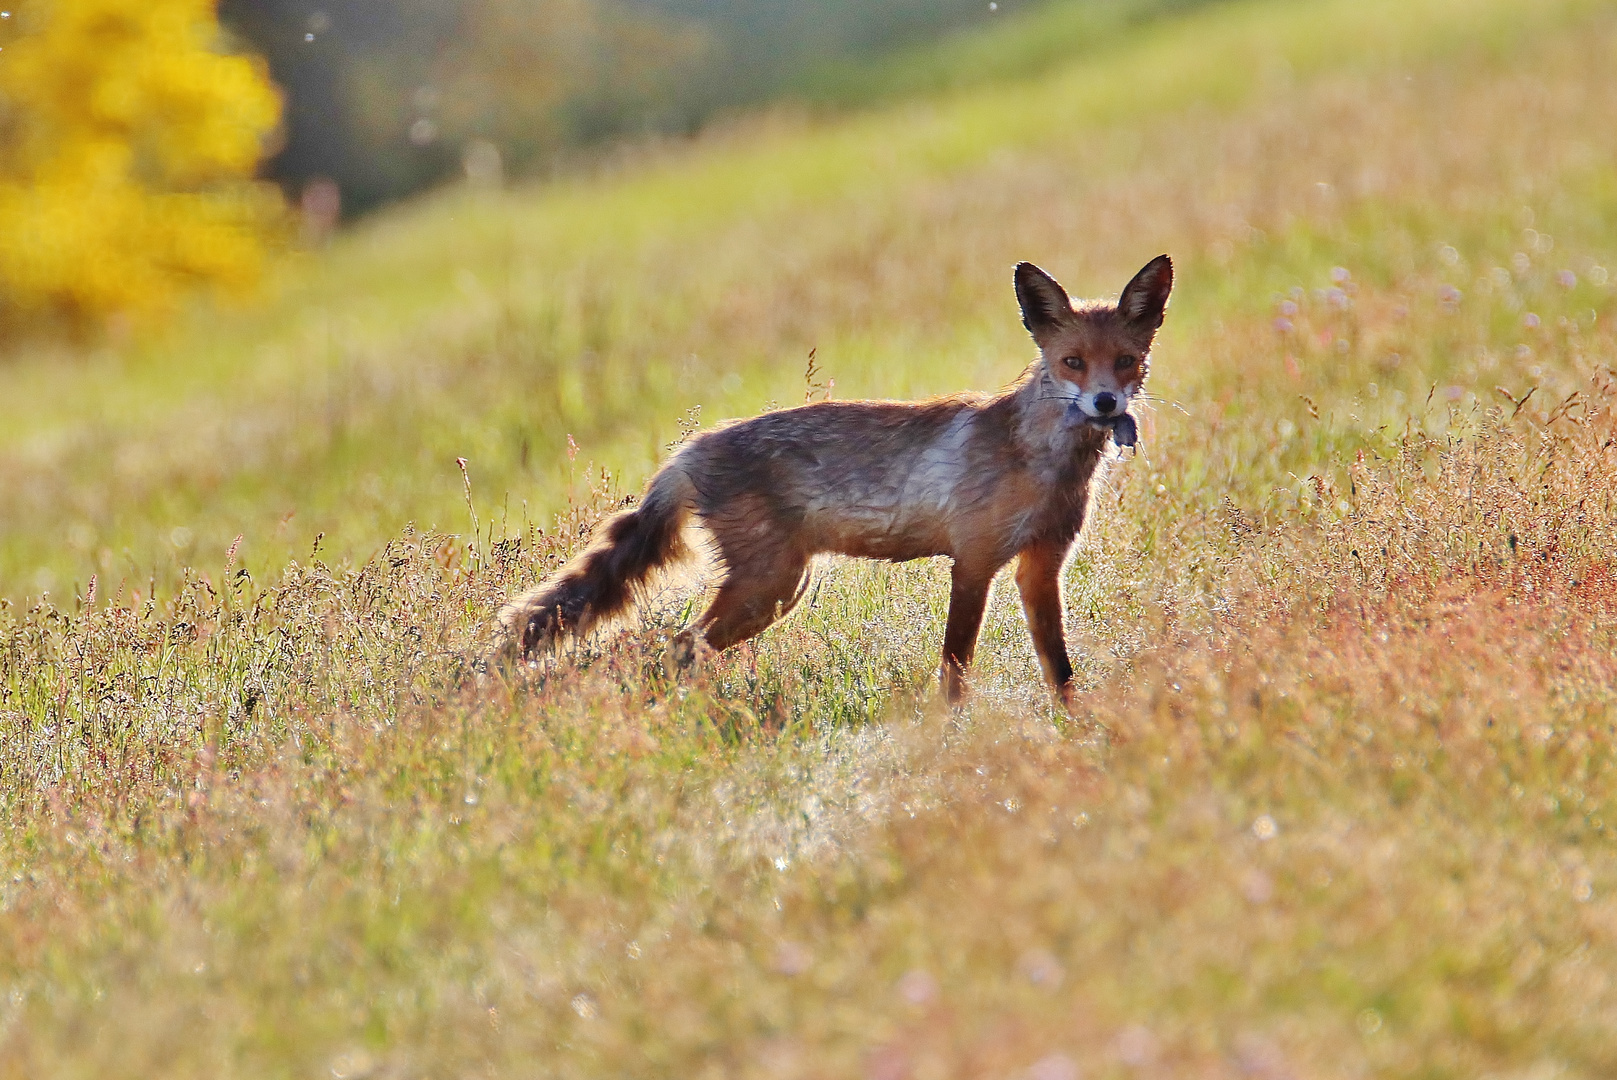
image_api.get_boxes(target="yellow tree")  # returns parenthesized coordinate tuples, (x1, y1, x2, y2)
(0, 0, 284, 337)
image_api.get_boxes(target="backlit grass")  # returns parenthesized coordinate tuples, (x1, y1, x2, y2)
(3, 0, 1617, 1075)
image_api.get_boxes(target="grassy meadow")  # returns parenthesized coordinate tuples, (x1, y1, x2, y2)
(5, 0, 1617, 1074)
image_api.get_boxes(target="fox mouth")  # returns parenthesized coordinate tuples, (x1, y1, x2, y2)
(1065, 403, 1138, 448)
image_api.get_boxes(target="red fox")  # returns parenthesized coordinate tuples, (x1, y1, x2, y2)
(497, 256, 1172, 705)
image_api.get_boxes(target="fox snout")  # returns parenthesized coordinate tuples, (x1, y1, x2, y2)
(1067, 383, 1132, 421)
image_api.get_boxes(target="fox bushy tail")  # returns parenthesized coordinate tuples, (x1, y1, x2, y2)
(497, 468, 694, 657)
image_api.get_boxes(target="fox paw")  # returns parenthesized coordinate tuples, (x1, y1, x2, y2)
(1055, 681, 1080, 714)
(668, 629, 715, 672)
(478, 636, 526, 682)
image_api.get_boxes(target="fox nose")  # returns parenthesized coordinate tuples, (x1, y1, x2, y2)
(1093, 392, 1118, 415)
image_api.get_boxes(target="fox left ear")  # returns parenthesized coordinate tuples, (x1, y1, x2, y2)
(1014, 262, 1074, 342)
(1119, 254, 1173, 332)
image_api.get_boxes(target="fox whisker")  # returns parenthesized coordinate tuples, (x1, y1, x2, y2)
(1134, 393, 1190, 417)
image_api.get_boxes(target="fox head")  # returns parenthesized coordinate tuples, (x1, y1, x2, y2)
(1014, 256, 1173, 443)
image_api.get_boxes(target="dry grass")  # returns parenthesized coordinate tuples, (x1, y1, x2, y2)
(2, 0, 1617, 1076)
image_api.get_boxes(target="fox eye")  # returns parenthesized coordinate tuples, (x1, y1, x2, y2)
(1062, 356, 1085, 372)
(1115, 355, 1138, 371)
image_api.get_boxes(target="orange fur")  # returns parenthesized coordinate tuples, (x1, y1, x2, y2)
(497, 256, 1173, 705)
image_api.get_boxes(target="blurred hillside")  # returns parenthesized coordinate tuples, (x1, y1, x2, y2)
(0, 0, 1220, 339)
(221, 0, 1210, 216)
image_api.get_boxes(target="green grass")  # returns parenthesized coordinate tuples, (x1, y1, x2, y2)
(4, 0, 1617, 1074)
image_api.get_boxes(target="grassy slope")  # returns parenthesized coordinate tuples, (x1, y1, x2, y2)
(4, 0, 1617, 1075)
(3, 0, 1608, 601)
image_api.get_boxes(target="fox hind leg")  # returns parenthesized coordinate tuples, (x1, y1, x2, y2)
(671, 544, 811, 666)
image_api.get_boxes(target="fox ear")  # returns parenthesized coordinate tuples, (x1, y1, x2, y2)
(1014, 262, 1074, 341)
(1119, 254, 1173, 332)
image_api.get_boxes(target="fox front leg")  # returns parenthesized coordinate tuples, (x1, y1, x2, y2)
(1015, 542, 1078, 710)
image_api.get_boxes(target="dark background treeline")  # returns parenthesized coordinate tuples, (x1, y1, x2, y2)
(220, 0, 1028, 217)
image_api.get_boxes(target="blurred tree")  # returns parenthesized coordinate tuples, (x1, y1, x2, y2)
(221, 0, 1024, 219)
(0, 0, 285, 339)
(416, 0, 710, 166)
(649, 0, 1001, 109)
(221, 0, 709, 216)
(217, 0, 460, 219)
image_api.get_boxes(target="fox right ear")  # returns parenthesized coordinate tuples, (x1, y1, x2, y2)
(1014, 262, 1073, 341)
(1119, 254, 1174, 332)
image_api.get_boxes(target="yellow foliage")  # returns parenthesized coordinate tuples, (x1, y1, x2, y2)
(0, 0, 285, 336)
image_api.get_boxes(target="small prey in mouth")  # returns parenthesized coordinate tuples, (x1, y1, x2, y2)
(1066, 402, 1138, 448)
